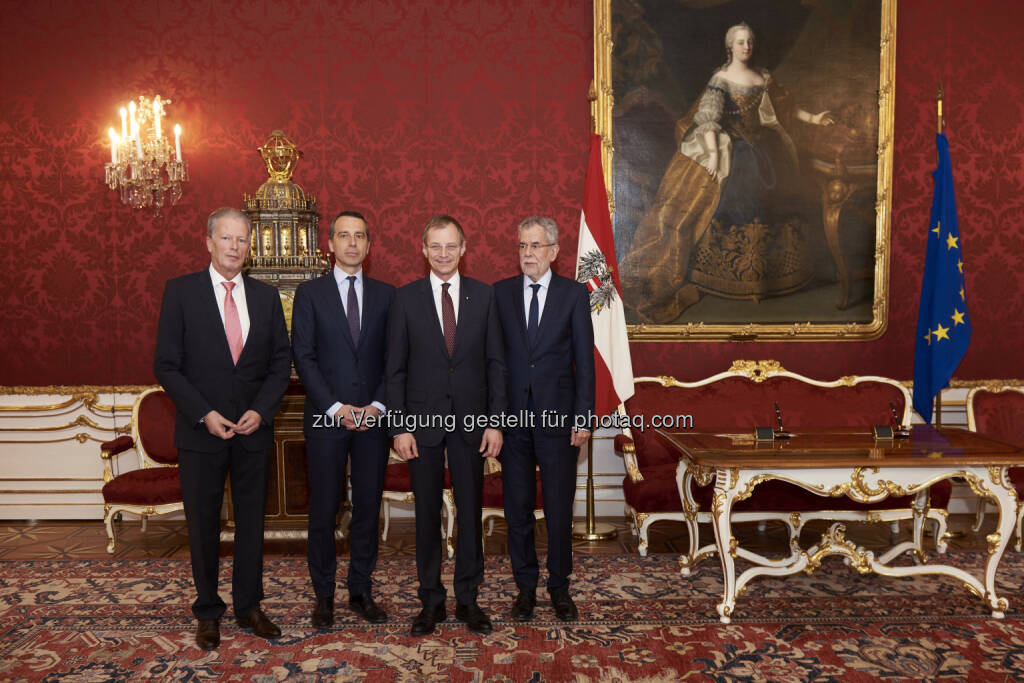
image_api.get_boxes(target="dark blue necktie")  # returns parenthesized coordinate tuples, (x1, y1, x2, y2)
(527, 283, 540, 346)
(346, 275, 360, 345)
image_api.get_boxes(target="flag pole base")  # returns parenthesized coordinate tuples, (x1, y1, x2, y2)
(572, 521, 617, 541)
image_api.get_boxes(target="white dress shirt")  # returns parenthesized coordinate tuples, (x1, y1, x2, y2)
(208, 264, 250, 344)
(429, 270, 461, 327)
(326, 266, 385, 419)
(523, 267, 552, 324)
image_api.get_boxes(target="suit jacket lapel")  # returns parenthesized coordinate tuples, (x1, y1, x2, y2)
(453, 278, 478, 361)
(515, 277, 530, 349)
(356, 277, 372, 352)
(203, 271, 236, 367)
(237, 275, 262, 364)
(535, 274, 563, 346)
(419, 277, 449, 358)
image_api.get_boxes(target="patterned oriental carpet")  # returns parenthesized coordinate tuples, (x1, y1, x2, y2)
(2, 553, 1023, 681)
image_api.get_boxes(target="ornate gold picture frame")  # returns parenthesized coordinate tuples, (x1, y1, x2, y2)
(594, 0, 895, 341)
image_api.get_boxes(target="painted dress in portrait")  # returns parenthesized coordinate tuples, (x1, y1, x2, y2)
(621, 69, 814, 324)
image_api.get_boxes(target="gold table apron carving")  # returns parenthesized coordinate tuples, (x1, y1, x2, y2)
(659, 427, 1024, 624)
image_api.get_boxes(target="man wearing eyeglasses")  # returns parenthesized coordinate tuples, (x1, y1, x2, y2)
(154, 207, 291, 650)
(493, 216, 595, 622)
(385, 214, 507, 637)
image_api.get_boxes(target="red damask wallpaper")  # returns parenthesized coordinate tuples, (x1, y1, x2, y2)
(0, 0, 1021, 385)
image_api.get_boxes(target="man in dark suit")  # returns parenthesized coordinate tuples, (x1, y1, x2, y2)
(153, 207, 291, 650)
(493, 216, 595, 622)
(386, 214, 507, 636)
(291, 211, 394, 628)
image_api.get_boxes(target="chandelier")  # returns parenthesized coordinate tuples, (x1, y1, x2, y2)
(105, 95, 188, 213)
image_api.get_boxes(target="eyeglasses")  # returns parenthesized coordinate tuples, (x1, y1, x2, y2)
(518, 242, 556, 252)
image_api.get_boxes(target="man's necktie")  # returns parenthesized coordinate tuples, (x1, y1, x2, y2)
(441, 282, 456, 356)
(346, 275, 360, 345)
(222, 281, 243, 365)
(528, 283, 540, 346)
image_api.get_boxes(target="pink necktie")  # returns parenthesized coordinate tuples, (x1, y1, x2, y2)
(222, 281, 243, 365)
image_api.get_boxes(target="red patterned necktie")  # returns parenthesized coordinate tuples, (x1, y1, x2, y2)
(441, 282, 456, 356)
(222, 281, 243, 365)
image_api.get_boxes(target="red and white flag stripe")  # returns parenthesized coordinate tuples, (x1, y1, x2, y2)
(577, 134, 634, 416)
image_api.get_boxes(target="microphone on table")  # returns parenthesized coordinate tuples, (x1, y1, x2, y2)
(889, 401, 910, 438)
(773, 401, 792, 439)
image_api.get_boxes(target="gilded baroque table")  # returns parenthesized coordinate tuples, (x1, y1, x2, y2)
(658, 426, 1024, 624)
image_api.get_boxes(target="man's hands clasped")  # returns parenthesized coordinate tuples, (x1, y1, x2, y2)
(203, 409, 263, 439)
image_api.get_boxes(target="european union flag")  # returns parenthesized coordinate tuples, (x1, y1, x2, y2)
(913, 133, 971, 422)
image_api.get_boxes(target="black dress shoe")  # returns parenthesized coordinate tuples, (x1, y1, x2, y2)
(349, 593, 387, 624)
(237, 607, 282, 639)
(195, 618, 220, 650)
(410, 603, 446, 637)
(511, 588, 536, 622)
(455, 601, 493, 635)
(311, 596, 334, 629)
(550, 589, 579, 622)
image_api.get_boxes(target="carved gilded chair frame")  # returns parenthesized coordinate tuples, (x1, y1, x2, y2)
(618, 360, 947, 561)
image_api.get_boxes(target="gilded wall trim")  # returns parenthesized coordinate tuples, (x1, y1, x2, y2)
(0, 385, 152, 395)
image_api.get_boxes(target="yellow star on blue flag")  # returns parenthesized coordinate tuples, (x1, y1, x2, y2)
(913, 132, 971, 422)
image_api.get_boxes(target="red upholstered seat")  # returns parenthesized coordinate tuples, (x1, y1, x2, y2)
(100, 387, 183, 553)
(971, 390, 1024, 447)
(136, 392, 177, 465)
(967, 387, 1024, 549)
(623, 463, 952, 515)
(621, 375, 905, 437)
(380, 457, 458, 558)
(101, 467, 181, 505)
(383, 462, 452, 491)
(618, 365, 952, 559)
(482, 470, 543, 510)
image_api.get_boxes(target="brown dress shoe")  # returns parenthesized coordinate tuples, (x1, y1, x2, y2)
(550, 589, 579, 622)
(311, 596, 334, 629)
(455, 601, 493, 635)
(195, 618, 220, 650)
(349, 593, 387, 624)
(511, 588, 536, 622)
(410, 603, 446, 637)
(237, 607, 282, 639)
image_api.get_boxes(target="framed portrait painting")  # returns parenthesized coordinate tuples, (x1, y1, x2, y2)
(593, 0, 895, 341)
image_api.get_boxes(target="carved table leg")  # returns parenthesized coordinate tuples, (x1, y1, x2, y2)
(711, 470, 738, 623)
(983, 466, 1015, 617)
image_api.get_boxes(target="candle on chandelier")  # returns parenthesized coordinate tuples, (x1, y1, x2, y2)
(120, 108, 127, 140)
(128, 101, 137, 139)
(153, 96, 161, 139)
(109, 128, 118, 164)
(174, 124, 182, 162)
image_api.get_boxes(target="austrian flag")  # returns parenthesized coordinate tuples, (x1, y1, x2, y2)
(576, 134, 635, 416)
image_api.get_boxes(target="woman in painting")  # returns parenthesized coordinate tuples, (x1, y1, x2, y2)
(621, 22, 834, 323)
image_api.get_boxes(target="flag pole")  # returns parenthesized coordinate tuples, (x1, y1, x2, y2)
(574, 131, 632, 542)
(934, 80, 944, 428)
(572, 127, 619, 542)
(572, 438, 616, 540)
